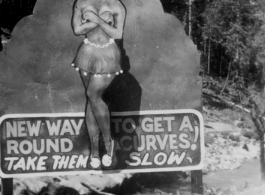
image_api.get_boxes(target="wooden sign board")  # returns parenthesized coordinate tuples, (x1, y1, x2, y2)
(0, 0, 203, 194)
(0, 110, 203, 178)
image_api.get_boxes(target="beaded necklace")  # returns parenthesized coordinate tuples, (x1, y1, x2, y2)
(83, 38, 115, 48)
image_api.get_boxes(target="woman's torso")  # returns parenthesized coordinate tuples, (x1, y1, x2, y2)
(77, 0, 117, 44)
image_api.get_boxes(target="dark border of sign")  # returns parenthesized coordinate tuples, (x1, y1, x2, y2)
(0, 109, 204, 178)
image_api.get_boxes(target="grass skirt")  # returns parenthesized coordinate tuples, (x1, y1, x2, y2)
(73, 42, 121, 74)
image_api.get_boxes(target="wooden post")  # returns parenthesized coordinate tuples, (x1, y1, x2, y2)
(1, 178, 13, 195)
(191, 170, 203, 195)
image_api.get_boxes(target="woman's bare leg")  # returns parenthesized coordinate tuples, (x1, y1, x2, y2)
(86, 98, 101, 158)
(87, 75, 115, 164)
(81, 74, 101, 168)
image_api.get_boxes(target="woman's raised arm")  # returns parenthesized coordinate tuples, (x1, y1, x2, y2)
(71, 3, 98, 35)
(96, 2, 126, 39)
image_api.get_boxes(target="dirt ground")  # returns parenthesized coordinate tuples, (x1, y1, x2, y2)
(123, 93, 264, 195)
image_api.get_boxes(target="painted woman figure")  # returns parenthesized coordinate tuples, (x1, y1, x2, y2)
(71, 0, 126, 168)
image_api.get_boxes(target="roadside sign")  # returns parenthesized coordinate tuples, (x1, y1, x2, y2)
(0, 0, 204, 193)
(0, 109, 204, 178)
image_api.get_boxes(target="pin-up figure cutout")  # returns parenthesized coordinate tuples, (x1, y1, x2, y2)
(71, 0, 126, 168)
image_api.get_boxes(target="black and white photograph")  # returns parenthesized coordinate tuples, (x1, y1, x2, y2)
(0, 0, 265, 194)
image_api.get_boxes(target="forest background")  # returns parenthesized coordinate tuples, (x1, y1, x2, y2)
(1, 0, 265, 110)
(2, 0, 265, 108)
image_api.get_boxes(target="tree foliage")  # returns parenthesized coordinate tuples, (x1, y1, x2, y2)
(162, 0, 265, 182)
(200, 0, 265, 182)
(202, 0, 260, 78)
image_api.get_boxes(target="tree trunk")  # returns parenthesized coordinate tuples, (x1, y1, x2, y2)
(260, 132, 265, 181)
(207, 39, 211, 75)
(220, 48, 223, 76)
(203, 38, 206, 68)
(249, 98, 265, 182)
(188, 0, 192, 38)
(0, 0, 2, 51)
(204, 38, 207, 55)
(220, 62, 231, 95)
